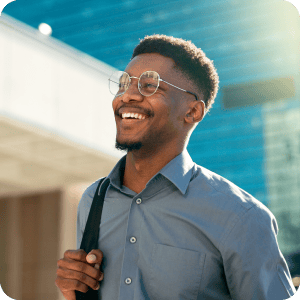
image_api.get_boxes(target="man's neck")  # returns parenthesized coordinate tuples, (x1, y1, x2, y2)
(122, 146, 183, 194)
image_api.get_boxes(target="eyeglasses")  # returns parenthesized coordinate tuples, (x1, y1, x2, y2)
(109, 70, 201, 102)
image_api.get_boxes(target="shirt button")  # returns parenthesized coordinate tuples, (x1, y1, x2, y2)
(130, 237, 137, 243)
(125, 277, 132, 285)
(136, 198, 142, 204)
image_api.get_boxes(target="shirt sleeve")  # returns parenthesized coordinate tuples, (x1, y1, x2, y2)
(76, 181, 99, 250)
(76, 200, 84, 250)
(220, 203, 296, 300)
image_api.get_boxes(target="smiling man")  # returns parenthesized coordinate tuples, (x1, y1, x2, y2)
(56, 35, 296, 300)
(112, 52, 206, 193)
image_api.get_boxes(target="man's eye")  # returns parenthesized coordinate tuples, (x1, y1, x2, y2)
(142, 82, 156, 89)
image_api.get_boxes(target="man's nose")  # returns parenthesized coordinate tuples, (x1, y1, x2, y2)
(121, 80, 143, 102)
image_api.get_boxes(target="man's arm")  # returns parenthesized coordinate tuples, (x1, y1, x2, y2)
(76, 180, 99, 249)
(220, 203, 296, 300)
(55, 181, 102, 300)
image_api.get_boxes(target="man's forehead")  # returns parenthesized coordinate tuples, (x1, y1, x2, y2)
(125, 53, 176, 76)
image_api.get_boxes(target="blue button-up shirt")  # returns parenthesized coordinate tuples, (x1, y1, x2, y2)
(77, 150, 296, 299)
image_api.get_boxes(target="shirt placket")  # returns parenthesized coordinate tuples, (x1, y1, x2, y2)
(118, 195, 143, 299)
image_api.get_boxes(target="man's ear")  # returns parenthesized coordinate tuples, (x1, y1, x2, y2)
(184, 100, 205, 124)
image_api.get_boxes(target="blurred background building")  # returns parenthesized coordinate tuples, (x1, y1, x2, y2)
(0, 0, 299, 299)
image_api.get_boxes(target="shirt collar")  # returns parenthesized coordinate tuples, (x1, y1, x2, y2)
(158, 149, 195, 195)
(106, 149, 195, 195)
(106, 154, 127, 190)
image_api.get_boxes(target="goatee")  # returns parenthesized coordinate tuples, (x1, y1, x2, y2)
(115, 140, 143, 152)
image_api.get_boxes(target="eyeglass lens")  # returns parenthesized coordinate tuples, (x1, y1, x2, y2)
(109, 71, 160, 97)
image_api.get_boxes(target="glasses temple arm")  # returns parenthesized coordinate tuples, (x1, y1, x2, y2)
(160, 79, 205, 105)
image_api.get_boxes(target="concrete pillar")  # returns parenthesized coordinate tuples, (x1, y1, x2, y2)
(6, 197, 22, 300)
(57, 183, 90, 300)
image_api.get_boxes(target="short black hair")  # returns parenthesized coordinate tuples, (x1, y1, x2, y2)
(131, 34, 219, 113)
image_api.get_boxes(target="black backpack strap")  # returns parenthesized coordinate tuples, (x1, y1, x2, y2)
(75, 177, 110, 300)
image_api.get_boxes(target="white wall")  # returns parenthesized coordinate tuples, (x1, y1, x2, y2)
(0, 14, 123, 159)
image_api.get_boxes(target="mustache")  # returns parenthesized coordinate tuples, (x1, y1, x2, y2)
(116, 105, 154, 117)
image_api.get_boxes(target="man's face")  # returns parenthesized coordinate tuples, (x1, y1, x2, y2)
(112, 53, 197, 152)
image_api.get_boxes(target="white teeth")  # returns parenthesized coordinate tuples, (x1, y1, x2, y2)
(121, 113, 147, 119)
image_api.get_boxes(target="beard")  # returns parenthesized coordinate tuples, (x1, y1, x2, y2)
(115, 140, 143, 152)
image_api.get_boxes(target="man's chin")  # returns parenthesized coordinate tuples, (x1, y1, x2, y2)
(115, 140, 143, 152)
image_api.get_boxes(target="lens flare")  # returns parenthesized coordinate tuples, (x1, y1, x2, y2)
(38, 23, 52, 36)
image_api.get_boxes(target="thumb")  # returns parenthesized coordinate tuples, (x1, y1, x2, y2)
(86, 249, 103, 264)
(86, 253, 97, 263)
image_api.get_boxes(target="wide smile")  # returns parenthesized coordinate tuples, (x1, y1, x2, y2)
(117, 112, 151, 125)
(121, 112, 147, 120)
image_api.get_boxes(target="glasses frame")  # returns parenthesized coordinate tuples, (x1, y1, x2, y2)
(109, 71, 204, 105)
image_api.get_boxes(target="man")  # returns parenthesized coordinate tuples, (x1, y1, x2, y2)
(55, 35, 296, 299)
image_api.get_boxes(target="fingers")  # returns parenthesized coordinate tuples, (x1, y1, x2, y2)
(64, 249, 88, 262)
(55, 277, 98, 294)
(57, 257, 102, 282)
(56, 268, 101, 291)
(64, 249, 103, 265)
(56, 249, 104, 297)
(93, 263, 104, 280)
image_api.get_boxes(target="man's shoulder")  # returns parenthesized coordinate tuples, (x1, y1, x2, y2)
(78, 177, 105, 210)
(190, 163, 271, 218)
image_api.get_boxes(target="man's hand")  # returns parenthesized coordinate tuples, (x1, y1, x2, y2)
(55, 249, 104, 300)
